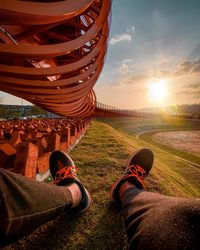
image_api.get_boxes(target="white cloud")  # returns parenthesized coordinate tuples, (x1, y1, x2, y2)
(109, 33, 132, 45)
(119, 59, 134, 74)
(123, 59, 133, 63)
(109, 26, 135, 46)
(126, 26, 135, 33)
(159, 58, 169, 66)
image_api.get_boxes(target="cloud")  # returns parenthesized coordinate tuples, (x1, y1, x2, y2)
(158, 70, 171, 77)
(126, 26, 135, 33)
(188, 83, 200, 89)
(175, 59, 200, 75)
(175, 87, 200, 99)
(159, 58, 169, 66)
(123, 59, 133, 63)
(172, 73, 200, 101)
(109, 33, 132, 45)
(117, 58, 158, 85)
(102, 56, 200, 106)
(109, 26, 135, 46)
(192, 59, 200, 73)
(126, 74, 149, 85)
(188, 43, 200, 60)
(117, 58, 200, 87)
(119, 59, 134, 74)
(117, 73, 149, 86)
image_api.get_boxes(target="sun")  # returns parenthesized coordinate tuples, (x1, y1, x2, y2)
(147, 79, 168, 103)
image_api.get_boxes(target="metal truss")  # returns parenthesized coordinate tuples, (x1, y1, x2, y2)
(0, 0, 111, 118)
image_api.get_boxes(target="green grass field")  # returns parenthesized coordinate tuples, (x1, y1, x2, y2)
(12, 117, 200, 250)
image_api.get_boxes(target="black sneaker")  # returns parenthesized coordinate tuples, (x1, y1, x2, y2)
(49, 150, 92, 213)
(110, 148, 154, 208)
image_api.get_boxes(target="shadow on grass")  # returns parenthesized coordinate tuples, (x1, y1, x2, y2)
(74, 203, 128, 250)
(6, 204, 128, 250)
(4, 211, 82, 250)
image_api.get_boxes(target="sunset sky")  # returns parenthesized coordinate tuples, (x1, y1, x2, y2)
(95, 0, 200, 109)
(1, 0, 200, 109)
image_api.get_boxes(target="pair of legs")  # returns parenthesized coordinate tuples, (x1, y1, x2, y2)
(0, 149, 200, 249)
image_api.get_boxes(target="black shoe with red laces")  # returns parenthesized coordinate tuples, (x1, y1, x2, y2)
(110, 148, 154, 208)
(49, 150, 92, 213)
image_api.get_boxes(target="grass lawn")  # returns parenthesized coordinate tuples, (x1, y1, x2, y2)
(10, 118, 200, 250)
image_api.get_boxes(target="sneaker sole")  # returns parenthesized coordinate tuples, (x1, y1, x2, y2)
(77, 187, 92, 213)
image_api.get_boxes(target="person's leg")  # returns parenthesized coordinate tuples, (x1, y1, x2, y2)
(120, 182, 200, 250)
(110, 148, 200, 250)
(0, 150, 91, 246)
(0, 167, 73, 246)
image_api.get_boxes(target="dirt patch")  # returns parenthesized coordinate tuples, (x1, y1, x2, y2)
(152, 131, 200, 156)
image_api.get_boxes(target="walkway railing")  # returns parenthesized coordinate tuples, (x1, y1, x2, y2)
(95, 102, 157, 118)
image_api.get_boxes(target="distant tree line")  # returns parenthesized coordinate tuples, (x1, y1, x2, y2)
(173, 104, 200, 114)
(0, 105, 48, 119)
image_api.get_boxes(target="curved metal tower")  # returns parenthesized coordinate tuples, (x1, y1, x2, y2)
(0, 0, 111, 117)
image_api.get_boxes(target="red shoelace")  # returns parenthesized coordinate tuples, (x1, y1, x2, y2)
(126, 164, 146, 187)
(54, 166, 78, 184)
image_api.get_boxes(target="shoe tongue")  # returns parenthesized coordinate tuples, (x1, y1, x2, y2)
(57, 160, 66, 170)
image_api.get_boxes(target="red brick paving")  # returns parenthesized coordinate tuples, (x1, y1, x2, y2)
(0, 118, 90, 179)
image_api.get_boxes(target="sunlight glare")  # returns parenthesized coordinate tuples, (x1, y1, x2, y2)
(147, 79, 168, 103)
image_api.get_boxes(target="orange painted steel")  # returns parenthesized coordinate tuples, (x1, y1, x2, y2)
(93, 102, 158, 118)
(0, 0, 111, 118)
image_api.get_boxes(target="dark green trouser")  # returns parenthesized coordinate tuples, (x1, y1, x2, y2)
(0, 168, 72, 247)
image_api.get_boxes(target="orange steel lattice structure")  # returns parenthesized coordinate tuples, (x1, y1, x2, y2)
(0, 0, 111, 118)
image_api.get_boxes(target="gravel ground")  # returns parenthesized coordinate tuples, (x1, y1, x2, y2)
(152, 131, 200, 156)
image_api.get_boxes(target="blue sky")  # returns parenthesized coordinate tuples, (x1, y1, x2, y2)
(95, 0, 200, 108)
(1, 0, 200, 108)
